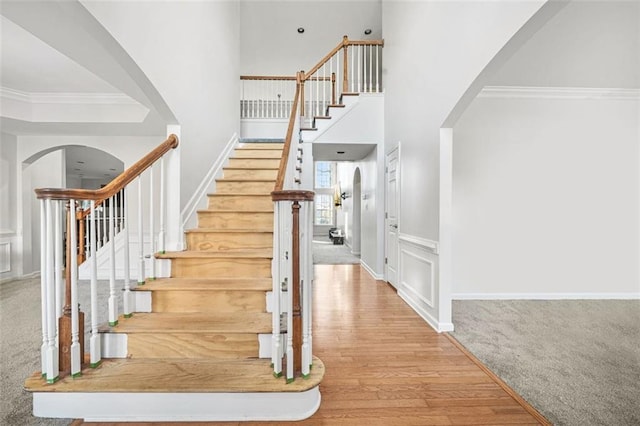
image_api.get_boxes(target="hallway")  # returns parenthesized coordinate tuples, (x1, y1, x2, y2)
(76, 264, 546, 426)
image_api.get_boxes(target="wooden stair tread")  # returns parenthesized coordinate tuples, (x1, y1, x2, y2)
(25, 356, 324, 393)
(206, 193, 272, 197)
(133, 277, 272, 291)
(314, 115, 331, 119)
(223, 166, 279, 170)
(185, 228, 273, 234)
(157, 249, 272, 259)
(216, 178, 276, 182)
(102, 312, 272, 333)
(327, 104, 345, 108)
(300, 127, 317, 131)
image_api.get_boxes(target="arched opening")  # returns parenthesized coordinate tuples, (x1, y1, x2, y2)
(20, 146, 124, 275)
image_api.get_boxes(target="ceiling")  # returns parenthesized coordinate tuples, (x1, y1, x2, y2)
(312, 143, 376, 161)
(65, 145, 124, 181)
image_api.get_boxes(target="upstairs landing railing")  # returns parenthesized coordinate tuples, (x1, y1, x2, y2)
(267, 36, 383, 383)
(35, 135, 178, 382)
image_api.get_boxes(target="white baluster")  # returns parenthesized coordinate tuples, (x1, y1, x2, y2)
(301, 203, 311, 378)
(149, 166, 156, 280)
(159, 157, 166, 255)
(272, 203, 282, 377)
(285, 202, 294, 383)
(89, 201, 101, 368)
(322, 64, 326, 115)
(358, 45, 362, 92)
(350, 45, 355, 92)
(54, 204, 63, 319)
(307, 198, 313, 366)
(108, 196, 118, 326)
(123, 187, 132, 318)
(44, 199, 58, 383)
(137, 176, 145, 284)
(376, 45, 380, 92)
(240, 80, 245, 119)
(102, 202, 107, 247)
(69, 200, 81, 377)
(39, 200, 48, 377)
(369, 45, 373, 92)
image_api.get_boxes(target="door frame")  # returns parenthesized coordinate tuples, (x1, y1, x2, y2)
(385, 144, 400, 286)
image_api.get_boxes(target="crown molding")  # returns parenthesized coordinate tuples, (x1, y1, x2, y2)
(479, 86, 640, 101)
(0, 86, 140, 105)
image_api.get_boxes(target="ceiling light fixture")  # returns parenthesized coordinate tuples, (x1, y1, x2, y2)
(297, 27, 305, 34)
(337, 151, 345, 154)
(364, 29, 372, 35)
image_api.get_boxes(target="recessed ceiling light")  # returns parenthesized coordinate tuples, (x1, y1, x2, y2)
(77, 161, 85, 164)
(74, 168, 81, 171)
(364, 29, 372, 35)
(297, 27, 305, 34)
(337, 151, 345, 154)
(109, 168, 116, 171)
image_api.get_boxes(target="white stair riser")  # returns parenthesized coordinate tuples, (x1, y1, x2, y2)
(33, 387, 320, 422)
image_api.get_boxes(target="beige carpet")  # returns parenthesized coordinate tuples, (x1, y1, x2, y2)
(451, 299, 640, 426)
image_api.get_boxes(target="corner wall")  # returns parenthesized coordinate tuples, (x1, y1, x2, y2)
(452, 94, 640, 298)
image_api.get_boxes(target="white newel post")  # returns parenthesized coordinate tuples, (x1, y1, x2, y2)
(149, 165, 156, 280)
(301, 203, 311, 377)
(44, 199, 59, 383)
(271, 203, 282, 377)
(108, 196, 118, 326)
(54, 206, 63, 319)
(39, 200, 48, 376)
(123, 187, 132, 317)
(137, 176, 145, 284)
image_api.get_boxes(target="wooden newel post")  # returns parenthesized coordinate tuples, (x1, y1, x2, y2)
(59, 203, 84, 376)
(342, 35, 349, 93)
(291, 201, 302, 378)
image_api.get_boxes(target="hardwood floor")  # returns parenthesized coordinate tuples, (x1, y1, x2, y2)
(74, 264, 548, 426)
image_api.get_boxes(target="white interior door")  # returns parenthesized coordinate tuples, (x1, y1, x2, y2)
(385, 147, 399, 287)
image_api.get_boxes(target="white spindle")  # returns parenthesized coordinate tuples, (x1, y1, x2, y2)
(108, 196, 118, 326)
(149, 165, 156, 280)
(54, 205, 63, 319)
(39, 200, 48, 377)
(89, 200, 101, 368)
(137, 176, 145, 284)
(101, 203, 107, 247)
(358, 45, 362, 92)
(307, 198, 313, 365)
(285, 202, 294, 383)
(272, 203, 282, 377)
(315, 75, 319, 117)
(350, 45, 355, 92)
(123, 187, 132, 318)
(301, 203, 311, 377)
(376, 45, 379, 92)
(369, 45, 373, 92)
(159, 157, 166, 254)
(69, 200, 81, 377)
(44, 199, 58, 383)
(322, 64, 326, 115)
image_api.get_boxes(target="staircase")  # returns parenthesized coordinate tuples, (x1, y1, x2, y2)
(25, 141, 324, 422)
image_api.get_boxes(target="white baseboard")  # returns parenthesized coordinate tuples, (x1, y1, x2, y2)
(1, 271, 40, 284)
(452, 292, 640, 300)
(398, 288, 452, 333)
(360, 260, 383, 280)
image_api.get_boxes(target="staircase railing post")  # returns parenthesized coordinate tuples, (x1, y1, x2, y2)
(331, 72, 336, 105)
(298, 71, 305, 123)
(291, 201, 302, 379)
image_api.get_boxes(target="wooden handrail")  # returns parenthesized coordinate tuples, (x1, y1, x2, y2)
(304, 35, 384, 80)
(240, 75, 297, 81)
(273, 73, 302, 192)
(35, 135, 179, 201)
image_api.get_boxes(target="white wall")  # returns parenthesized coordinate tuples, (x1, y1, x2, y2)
(382, 0, 545, 330)
(22, 149, 65, 275)
(240, 1, 382, 75)
(452, 95, 640, 298)
(83, 1, 241, 209)
(0, 133, 19, 280)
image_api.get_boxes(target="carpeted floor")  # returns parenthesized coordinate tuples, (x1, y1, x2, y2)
(312, 237, 360, 265)
(450, 299, 640, 426)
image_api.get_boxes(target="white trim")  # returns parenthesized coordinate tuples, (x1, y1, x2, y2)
(452, 292, 640, 300)
(0, 86, 140, 105)
(0, 229, 16, 236)
(438, 128, 453, 335)
(479, 86, 640, 101)
(398, 288, 453, 333)
(398, 233, 439, 254)
(399, 249, 435, 308)
(32, 387, 321, 421)
(181, 133, 238, 229)
(360, 260, 383, 280)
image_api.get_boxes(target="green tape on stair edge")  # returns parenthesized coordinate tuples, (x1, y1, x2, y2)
(109, 320, 118, 327)
(149, 277, 156, 281)
(273, 371, 283, 378)
(302, 373, 311, 380)
(124, 313, 133, 318)
(41, 372, 46, 378)
(46, 376, 59, 384)
(286, 377, 295, 384)
(138, 281, 145, 285)
(72, 372, 82, 379)
(90, 360, 102, 369)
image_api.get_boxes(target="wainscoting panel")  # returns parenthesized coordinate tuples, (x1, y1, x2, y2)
(0, 241, 10, 273)
(397, 235, 442, 331)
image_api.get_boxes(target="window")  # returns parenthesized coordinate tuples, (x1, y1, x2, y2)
(314, 161, 336, 226)
(315, 194, 333, 225)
